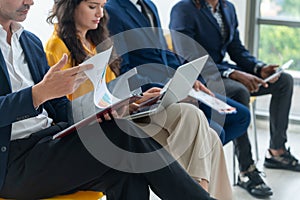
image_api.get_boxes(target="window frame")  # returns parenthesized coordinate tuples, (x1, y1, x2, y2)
(247, 0, 300, 57)
(247, 0, 300, 121)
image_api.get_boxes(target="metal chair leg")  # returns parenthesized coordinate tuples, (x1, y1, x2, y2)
(233, 143, 236, 185)
(250, 97, 259, 161)
(233, 97, 258, 186)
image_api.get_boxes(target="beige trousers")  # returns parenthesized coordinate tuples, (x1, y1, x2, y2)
(135, 103, 232, 200)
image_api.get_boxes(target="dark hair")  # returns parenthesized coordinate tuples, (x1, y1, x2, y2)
(47, 0, 120, 76)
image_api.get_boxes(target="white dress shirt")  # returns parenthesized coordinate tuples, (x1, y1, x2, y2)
(0, 23, 53, 140)
(130, 0, 141, 11)
(130, 0, 155, 27)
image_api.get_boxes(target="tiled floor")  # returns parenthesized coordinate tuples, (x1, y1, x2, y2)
(100, 119, 300, 200)
(149, 119, 300, 200)
(224, 119, 300, 200)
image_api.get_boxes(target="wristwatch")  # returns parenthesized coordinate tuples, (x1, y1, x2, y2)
(254, 62, 266, 76)
(223, 68, 235, 78)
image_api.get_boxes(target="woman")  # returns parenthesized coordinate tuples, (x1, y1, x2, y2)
(45, 0, 232, 199)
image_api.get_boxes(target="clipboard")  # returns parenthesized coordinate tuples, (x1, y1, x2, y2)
(52, 95, 142, 139)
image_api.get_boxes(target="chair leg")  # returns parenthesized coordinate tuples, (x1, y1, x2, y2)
(250, 98, 259, 161)
(233, 142, 236, 185)
(233, 97, 258, 186)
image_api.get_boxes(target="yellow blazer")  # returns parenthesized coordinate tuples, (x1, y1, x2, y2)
(45, 27, 116, 100)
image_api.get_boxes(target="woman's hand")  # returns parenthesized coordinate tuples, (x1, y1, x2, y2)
(193, 80, 214, 96)
(136, 87, 162, 104)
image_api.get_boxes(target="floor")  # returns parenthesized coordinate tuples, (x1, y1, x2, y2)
(223, 119, 300, 200)
(149, 119, 300, 200)
(101, 118, 300, 200)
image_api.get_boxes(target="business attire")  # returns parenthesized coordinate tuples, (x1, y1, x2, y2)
(44, 23, 232, 200)
(45, 26, 118, 123)
(0, 26, 216, 200)
(106, 0, 180, 77)
(105, 0, 250, 145)
(45, 25, 116, 100)
(170, 0, 294, 172)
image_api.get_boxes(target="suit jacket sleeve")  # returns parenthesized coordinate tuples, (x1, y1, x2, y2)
(225, 4, 260, 73)
(0, 31, 72, 128)
(170, 2, 200, 64)
(0, 87, 42, 128)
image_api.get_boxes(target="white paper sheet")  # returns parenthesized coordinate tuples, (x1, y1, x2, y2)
(188, 89, 236, 114)
(80, 46, 122, 108)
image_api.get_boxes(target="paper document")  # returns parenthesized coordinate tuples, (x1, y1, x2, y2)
(264, 59, 293, 83)
(81, 46, 121, 108)
(258, 59, 294, 88)
(188, 89, 236, 114)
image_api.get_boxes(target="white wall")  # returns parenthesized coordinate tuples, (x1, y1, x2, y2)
(21, 0, 54, 45)
(153, 0, 247, 43)
(22, 0, 247, 45)
(152, 0, 179, 30)
(230, 0, 247, 43)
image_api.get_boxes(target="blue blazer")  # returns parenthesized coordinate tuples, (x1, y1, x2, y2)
(105, 0, 181, 86)
(169, 0, 262, 74)
(0, 30, 72, 190)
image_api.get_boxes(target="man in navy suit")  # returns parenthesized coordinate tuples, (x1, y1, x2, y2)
(170, 0, 300, 198)
(105, 0, 251, 145)
(0, 0, 217, 199)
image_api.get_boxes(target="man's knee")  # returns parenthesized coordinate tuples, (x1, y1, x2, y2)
(279, 72, 293, 90)
(229, 87, 250, 106)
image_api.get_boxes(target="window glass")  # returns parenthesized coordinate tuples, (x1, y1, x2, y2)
(260, 0, 300, 20)
(258, 25, 300, 71)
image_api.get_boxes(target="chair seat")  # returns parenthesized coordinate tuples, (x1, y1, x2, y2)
(0, 191, 103, 200)
(45, 191, 103, 200)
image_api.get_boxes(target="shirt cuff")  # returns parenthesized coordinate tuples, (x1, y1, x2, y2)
(222, 68, 235, 78)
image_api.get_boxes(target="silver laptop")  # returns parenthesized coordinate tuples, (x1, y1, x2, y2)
(126, 55, 209, 119)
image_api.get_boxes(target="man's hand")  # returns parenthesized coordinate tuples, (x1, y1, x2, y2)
(32, 54, 93, 108)
(261, 64, 280, 83)
(193, 80, 214, 96)
(229, 70, 268, 93)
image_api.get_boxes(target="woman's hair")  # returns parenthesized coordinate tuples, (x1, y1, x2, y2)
(47, 0, 120, 76)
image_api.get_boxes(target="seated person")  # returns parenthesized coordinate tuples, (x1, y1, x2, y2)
(44, 0, 232, 199)
(170, 0, 300, 198)
(0, 0, 217, 199)
(104, 0, 251, 146)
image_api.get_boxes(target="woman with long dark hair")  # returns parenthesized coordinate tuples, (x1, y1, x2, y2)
(46, 0, 120, 100)
(45, 0, 232, 199)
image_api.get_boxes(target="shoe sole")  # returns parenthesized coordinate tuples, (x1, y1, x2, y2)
(237, 183, 273, 198)
(264, 162, 300, 172)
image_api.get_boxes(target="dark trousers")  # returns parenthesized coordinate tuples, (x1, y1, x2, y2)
(0, 119, 214, 200)
(222, 73, 293, 171)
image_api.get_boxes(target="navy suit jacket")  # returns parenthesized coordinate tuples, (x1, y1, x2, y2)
(105, 0, 181, 87)
(170, 0, 263, 75)
(0, 30, 72, 190)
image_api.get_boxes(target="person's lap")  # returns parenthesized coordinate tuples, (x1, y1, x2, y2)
(199, 93, 250, 145)
(0, 121, 121, 199)
(1, 118, 215, 200)
(0, 119, 167, 199)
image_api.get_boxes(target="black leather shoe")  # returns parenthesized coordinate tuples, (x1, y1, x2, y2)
(264, 148, 300, 172)
(237, 166, 273, 198)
